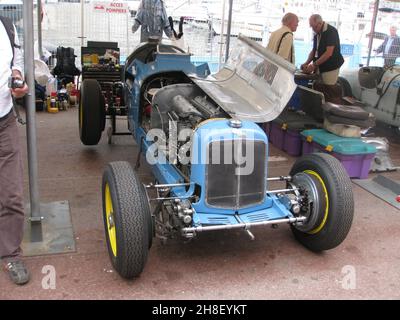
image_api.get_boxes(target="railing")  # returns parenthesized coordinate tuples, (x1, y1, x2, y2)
(1, 1, 395, 72)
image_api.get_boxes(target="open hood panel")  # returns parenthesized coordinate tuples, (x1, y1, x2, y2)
(192, 35, 297, 123)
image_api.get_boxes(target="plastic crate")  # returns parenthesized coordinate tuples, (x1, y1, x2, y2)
(301, 129, 376, 179)
(269, 121, 286, 151)
(261, 122, 271, 137)
(268, 112, 321, 156)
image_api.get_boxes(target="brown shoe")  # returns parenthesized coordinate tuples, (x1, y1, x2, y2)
(4, 260, 30, 285)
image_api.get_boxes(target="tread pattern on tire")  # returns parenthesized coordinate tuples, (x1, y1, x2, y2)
(326, 113, 375, 128)
(323, 102, 369, 120)
(80, 79, 104, 145)
(290, 153, 354, 252)
(103, 161, 150, 278)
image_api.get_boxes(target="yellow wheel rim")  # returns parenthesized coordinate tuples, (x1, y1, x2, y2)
(105, 183, 117, 257)
(304, 170, 329, 235)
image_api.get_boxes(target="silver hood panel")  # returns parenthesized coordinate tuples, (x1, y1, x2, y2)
(192, 35, 297, 123)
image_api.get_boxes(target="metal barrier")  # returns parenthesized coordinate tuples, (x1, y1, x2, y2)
(3, 1, 400, 71)
(31, 2, 218, 65)
(36, 3, 137, 63)
(0, 2, 23, 37)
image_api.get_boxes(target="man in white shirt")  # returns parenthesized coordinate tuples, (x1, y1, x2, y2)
(375, 26, 400, 68)
(267, 13, 299, 64)
(0, 16, 29, 285)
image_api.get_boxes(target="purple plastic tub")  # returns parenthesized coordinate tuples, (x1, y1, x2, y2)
(268, 122, 303, 156)
(269, 122, 285, 151)
(262, 122, 271, 137)
(301, 140, 375, 179)
(283, 129, 303, 156)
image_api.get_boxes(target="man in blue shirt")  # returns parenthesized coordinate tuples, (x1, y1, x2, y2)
(375, 26, 400, 68)
(131, 0, 173, 42)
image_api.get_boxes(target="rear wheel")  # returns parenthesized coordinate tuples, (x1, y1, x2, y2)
(289, 153, 354, 252)
(79, 79, 105, 145)
(102, 161, 152, 278)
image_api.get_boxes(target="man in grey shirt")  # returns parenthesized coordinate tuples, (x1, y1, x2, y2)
(131, 0, 173, 42)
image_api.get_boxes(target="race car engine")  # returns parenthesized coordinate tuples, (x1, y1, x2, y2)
(142, 80, 227, 178)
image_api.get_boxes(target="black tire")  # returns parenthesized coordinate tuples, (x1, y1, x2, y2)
(79, 79, 105, 145)
(337, 76, 353, 97)
(289, 153, 354, 252)
(326, 113, 376, 128)
(102, 161, 152, 278)
(323, 102, 370, 120)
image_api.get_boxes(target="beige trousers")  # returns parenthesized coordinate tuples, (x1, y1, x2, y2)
(320, 68, 340, 85)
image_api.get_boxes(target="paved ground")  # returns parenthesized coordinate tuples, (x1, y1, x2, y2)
(1, 108, 400, 300)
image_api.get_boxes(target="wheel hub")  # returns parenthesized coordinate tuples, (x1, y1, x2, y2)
(291, 172, 325, 232)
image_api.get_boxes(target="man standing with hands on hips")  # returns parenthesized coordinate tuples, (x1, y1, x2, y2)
(301, 14, 344, 85)
(0, 16, 30, 285)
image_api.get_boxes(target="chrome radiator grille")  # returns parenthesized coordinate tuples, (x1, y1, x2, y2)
(206, 140, 266, 209)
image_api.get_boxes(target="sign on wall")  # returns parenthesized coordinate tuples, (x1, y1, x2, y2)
(93, 2, 129, 14)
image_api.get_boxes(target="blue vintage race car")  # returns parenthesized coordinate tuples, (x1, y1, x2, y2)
(79, 35, 354, 279)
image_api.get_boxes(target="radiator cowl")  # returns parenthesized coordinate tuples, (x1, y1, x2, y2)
(206, 139, 266, 210)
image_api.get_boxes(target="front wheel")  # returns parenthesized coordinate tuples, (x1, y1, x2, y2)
(102, 161, 152, 278)
(289, 153, 354, 252)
